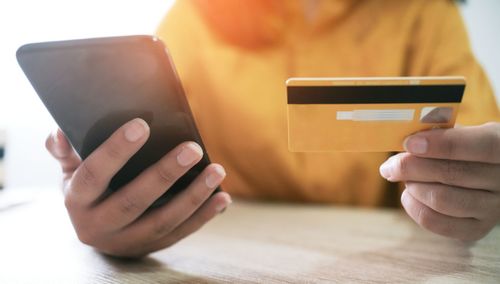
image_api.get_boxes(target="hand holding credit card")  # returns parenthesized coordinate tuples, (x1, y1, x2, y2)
(287, 77, 465, 152)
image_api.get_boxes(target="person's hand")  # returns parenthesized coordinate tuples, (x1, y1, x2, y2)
(379, 122, 500, 241)
(45, 118, 231, 258)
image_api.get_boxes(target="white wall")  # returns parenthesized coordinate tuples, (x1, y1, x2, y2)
(460, 0, 500, 97)
(0, 0, 499, 190)
(0, 0, 174, 189)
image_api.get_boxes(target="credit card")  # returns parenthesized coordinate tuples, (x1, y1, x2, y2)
(286, 77, 465, 152)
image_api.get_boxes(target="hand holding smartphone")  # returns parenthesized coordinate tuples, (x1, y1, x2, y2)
(17, 35, 221, 207)
(16, 35, 230, 257)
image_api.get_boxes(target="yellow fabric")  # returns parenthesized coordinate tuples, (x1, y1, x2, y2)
(156, 0, 500, 206)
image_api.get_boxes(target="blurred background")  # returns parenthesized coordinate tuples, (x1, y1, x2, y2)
(0, 0, 499, 191)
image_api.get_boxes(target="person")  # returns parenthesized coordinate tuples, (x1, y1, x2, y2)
(46, 0, 500, 258)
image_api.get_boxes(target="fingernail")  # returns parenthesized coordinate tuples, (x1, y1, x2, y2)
(124, 119, 148, 142)
(216, 194, 232, 213)
(177, 142, 203, 167)
(404, 136, 428, 154)
(379, 157, 394, 180)
(206, 165, 226, 189)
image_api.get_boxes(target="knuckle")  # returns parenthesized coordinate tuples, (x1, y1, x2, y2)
(428, 187, 469, 217)
(187, 191, 205, 208)
(429, 187, 452, 212)
(443, 135, 458, 160)
(118, 193, 142, 215)
(152, 218, 175, 238)
(103, 141, 124, 160)
(77, 162, 100, 188)
(484, 123, 500, 162)
(416, 206, 434, 230)
(396, 154, 412, 177)
(155, 161, 179, 185)
(440, 160, 466, 185)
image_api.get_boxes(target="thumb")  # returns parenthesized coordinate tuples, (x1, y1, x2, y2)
(45, 129, 81, 174)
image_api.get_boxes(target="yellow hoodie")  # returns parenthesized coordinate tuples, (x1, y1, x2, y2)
(156, 0, 499, 206)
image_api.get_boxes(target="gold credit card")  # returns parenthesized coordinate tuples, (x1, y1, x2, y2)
(286, 76, 466, 152)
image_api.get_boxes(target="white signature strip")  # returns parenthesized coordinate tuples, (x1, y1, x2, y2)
(337, 109, 415, 121)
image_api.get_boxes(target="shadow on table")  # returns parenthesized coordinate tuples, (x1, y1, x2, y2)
(99, 254, 217, 283)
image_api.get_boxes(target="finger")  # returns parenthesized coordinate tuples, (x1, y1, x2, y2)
(404, 122, 500, 163)
(120, 163, 226, 244)
(94, 141, 204, 230)
(400, 190, 491, 241)
(97, 192, 231, 258)
(405, 182, 499, 220)
(142, 192, 231, 255)
(45, 129, 81, 175)
(70, 118, 150, 206)
(380, 153, 500, 191)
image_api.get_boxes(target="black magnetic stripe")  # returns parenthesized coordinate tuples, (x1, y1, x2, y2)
(287, 85, 465, 104)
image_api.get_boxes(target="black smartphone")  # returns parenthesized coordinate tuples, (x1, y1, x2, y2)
(17, 35, 220, 207)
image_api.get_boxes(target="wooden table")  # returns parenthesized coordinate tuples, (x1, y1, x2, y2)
(0, 189, 499, 283)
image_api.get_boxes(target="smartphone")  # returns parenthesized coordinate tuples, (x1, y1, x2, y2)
(287, 76, 465, 152)
(17, 35, 220, 207)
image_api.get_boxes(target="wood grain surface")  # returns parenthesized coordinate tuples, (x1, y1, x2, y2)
(0, 190, 499, 283)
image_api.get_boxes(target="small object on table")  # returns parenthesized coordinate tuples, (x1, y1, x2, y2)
(0, 129, 5, 190)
